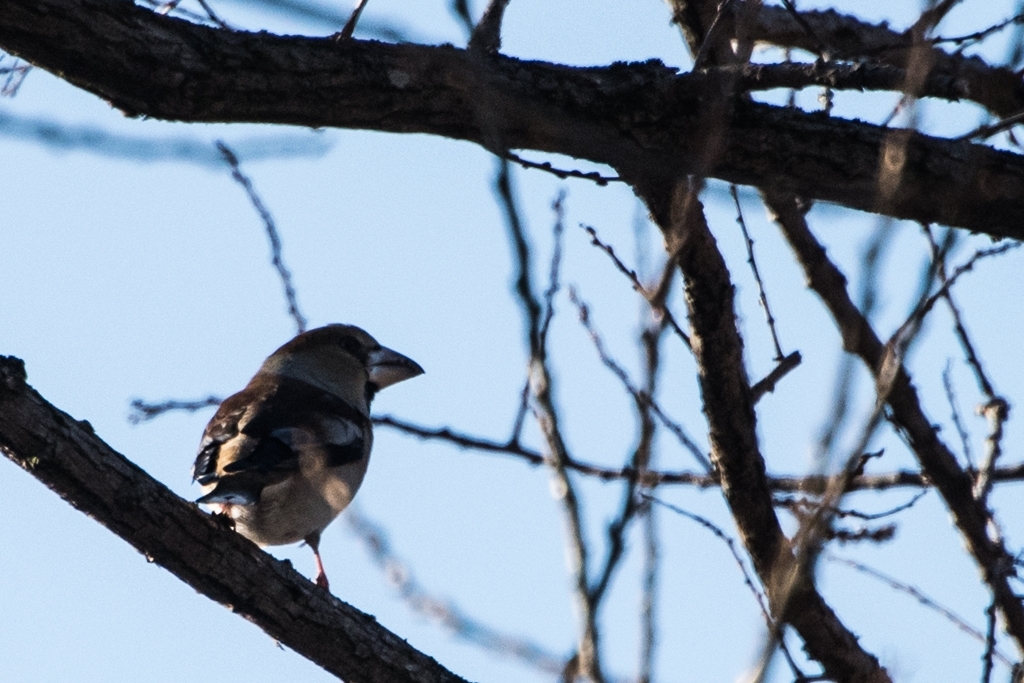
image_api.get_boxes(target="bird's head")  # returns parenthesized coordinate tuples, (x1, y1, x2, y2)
(259, 324, 424, 409)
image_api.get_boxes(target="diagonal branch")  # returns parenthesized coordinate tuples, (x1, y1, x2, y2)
(765, 190, 1024, 656)
(636, 178, 891, 683)
(0, 356, 468, 683)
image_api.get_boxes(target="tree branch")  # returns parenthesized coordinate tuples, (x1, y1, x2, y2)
(636, 179, 890, 683)
(765, 190, 1024, 656)
(0, 356, 468, 683)
(3, 0, 1024, 238)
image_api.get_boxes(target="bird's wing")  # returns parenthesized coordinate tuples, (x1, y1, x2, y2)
(193, 377, 369, 505)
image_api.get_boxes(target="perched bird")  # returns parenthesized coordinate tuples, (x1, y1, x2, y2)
(192, 324, 423, 590)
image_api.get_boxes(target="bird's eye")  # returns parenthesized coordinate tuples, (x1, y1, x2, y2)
(339, 336, 363, 356)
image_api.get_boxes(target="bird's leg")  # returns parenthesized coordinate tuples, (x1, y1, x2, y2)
(304, 531, 330, 591)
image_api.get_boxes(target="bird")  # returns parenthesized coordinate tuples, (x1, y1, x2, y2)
(191, 324, 423, 590)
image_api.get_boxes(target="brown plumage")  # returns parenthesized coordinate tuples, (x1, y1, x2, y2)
(193, 324, 423, 590)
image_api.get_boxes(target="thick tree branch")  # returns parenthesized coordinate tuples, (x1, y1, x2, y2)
(749, 6, 1024, 119)
(0, 356, 468, 683)
(2, 0, 1024, 239)
(765, 191, 1024, 656)
(636, 180, 890, 683)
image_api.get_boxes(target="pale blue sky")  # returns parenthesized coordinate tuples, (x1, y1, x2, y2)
(2, 2, 1023, 682)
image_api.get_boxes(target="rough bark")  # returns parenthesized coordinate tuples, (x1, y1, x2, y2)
(635, 181, 890, 683)
(0, 356, 470, 683)
(2, 0, 1024, 239)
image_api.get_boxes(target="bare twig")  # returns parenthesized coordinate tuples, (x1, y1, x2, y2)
(378, 417, 1024, 493)
(909, 243, 1021, 327)
(582, 225, 690, 349)
(837, 489, 928, 521)
(646, 496, 769, 624)
(588, 314, 665, 611)
(731, 185, 784, 361)
(828, 554, 1013, 667)
(495, 159, 603, 683)
(336, 0, 371, 40)
(448, 0, 474, 39)
(750, 350, 802, 403)
(216, 142, 307, 334)
(0, 54, 30, 96)
(468, 0, 512, 54)
(933, 12, 1024, 47)
(508, 379, 531, 446)
(540, 191, 566, 345)
(975, 398, 1010, 503)
(128, 395, 222, 423)
(568, 287, 711, 473)
(921, 226, 1006, 405)
(647, 495, 806, 678)
(638, 499, 658, 683)
(195, 0, 231, 29)
(777, 489, 928, 522)
(510, 190, 565, 448)
(768, 188, 1024, 655)
(922, 231, 1016, 506)
(943, 360, 976, 469)
(344, 505, 565, 674)
(983, 598, 999, 683)
(505, 152, 621, 186)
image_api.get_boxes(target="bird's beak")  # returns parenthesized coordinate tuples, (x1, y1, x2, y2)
(367, 346, 424, 389)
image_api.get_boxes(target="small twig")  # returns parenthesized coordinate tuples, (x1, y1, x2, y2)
(692, 0, 738, 69)
(448, 0, 474, 39)
(128, 396, 222, 424)
(922, 226, 1008, 497)
(932, 12, 1024, 47)
(508, 379, 531, 446)
(568, 287, 711, 473)
(837, 489, 928, 520)
(638, 499, 658, 683)
(731, 185, 785, 360)
(375, 415, 1024, 492)
(956, 109, 1024, 141)
(588, 316, 665, 611)
(540, 190, 566, 344)
(217, 141, 308, 335)
(495, 158, 603, 683)
(646, 495, 806, 677)
(974, 398, 1010, 503)
(645, 496, 768, 621)
(828, 554, 1013, 667)
(750, 351, 802, 403)
(468, 0, 512, 54)
(921, 225, 1002, 406)
(779, 0, 830, 59)
(195, 0, 231, 29)
(582, 224, 690, 348)
(943, 360, 976, 469)
(504, 152, 621, 186)
(777, 489, 928, 522)
(898, 242, 1021, 344)
(336, 0, 371, 40)
(982, 597, 998, 683)
(0, 56, 31, 96)
(344, 505, 565, 673)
